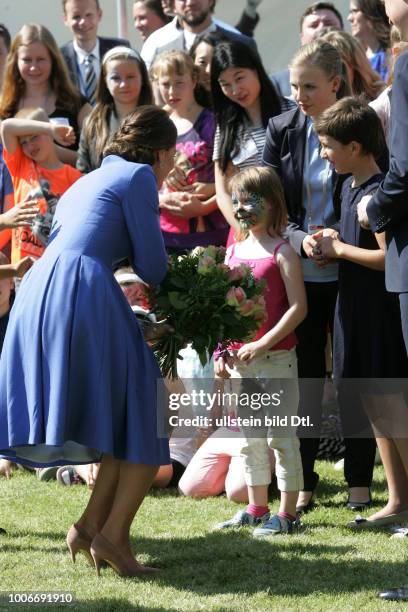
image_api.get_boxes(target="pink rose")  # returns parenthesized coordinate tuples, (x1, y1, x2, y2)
(235, 287, 246, 303)
(217, 263, 230, 273)
(198, 255, 215, 274)
(239, 299, 255, 316)
(228, 266, 246, 282)
(226, 287, 238, 306)
(226, 286, 247, 307)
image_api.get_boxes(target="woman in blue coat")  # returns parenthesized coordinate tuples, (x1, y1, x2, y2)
(0, 105, 177, 577)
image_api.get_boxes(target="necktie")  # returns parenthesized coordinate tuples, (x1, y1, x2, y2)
(84, 54, 97, 105)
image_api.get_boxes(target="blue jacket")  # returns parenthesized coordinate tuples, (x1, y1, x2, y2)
(367, 49, 408, 293)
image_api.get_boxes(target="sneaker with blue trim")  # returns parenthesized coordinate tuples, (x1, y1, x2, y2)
(253, 513, 302, 537)
(214, 509, 270, 530)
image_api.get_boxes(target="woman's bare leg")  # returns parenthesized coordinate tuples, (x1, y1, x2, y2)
(365, 437, 408, 521)
(100, 461, 158, 556)
(362, 393, 408, 520)
(76, 454, 120, 536)
(393, 438, 408, 475)
(152, 464, 173, 488)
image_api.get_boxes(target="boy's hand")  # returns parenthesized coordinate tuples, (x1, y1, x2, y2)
(0, 200, 39, 228)
(357, 195, 372, 229)
(52, 124, 76, 147)
(314, 228, 340, 240)
(315, 235, 341, 260)
(13, 256, 35, 278)
(304, 231, 333, 267)
(302, 233, 319, 259)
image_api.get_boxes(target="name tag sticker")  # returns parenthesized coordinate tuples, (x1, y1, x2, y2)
(231, 137, 258, 166)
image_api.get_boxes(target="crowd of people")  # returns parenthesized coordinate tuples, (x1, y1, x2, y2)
(0, 0, 407, 600)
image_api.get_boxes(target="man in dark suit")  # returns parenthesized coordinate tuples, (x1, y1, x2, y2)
(359, 6, 408, 355)
(358, 1, 408, 603)
(61, 0, 130, 104)
(271, 2, 343, 97)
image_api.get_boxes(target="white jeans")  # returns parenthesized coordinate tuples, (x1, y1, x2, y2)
(228, 349, 304, 492)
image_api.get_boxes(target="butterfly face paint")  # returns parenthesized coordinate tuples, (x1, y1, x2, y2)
(231, 191, 266, 229)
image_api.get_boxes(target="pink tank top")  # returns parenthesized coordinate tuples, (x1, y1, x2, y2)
(227, 241, 297, 351)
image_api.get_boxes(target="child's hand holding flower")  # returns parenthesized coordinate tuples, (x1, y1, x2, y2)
(214, 356, 232, 379)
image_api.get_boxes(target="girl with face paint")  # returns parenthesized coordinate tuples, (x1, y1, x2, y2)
(214, 166, 308, 536)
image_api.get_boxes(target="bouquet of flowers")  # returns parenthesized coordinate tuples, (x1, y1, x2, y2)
(152, 245, 267, 378)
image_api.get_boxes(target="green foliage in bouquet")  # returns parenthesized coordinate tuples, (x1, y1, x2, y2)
(152, 245, 267, 378)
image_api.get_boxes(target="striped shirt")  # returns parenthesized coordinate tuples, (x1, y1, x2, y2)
(213, 124, 266, 170)
(213, 97, 295, 171)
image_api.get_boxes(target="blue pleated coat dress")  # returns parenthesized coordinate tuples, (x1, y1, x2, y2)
(0, 156, 170, 467)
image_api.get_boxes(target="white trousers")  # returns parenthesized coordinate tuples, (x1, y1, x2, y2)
(228, 349, 304, 492)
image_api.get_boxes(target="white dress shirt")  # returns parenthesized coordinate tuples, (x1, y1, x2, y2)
(141, 16, 240, 70)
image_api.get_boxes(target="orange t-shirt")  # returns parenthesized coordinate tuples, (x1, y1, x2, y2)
(3, 146, 82, 263)
(0, 192, 13, 256)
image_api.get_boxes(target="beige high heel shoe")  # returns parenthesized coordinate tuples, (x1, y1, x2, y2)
(66, 523, 94, 565)
(90, 533, 160, 578)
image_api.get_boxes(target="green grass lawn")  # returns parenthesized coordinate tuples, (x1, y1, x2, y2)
(0, 461, 407, 612)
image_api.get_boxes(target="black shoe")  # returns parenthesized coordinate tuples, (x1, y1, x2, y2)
(378, 587, 408, 601)
(346, 490, 372, 511)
